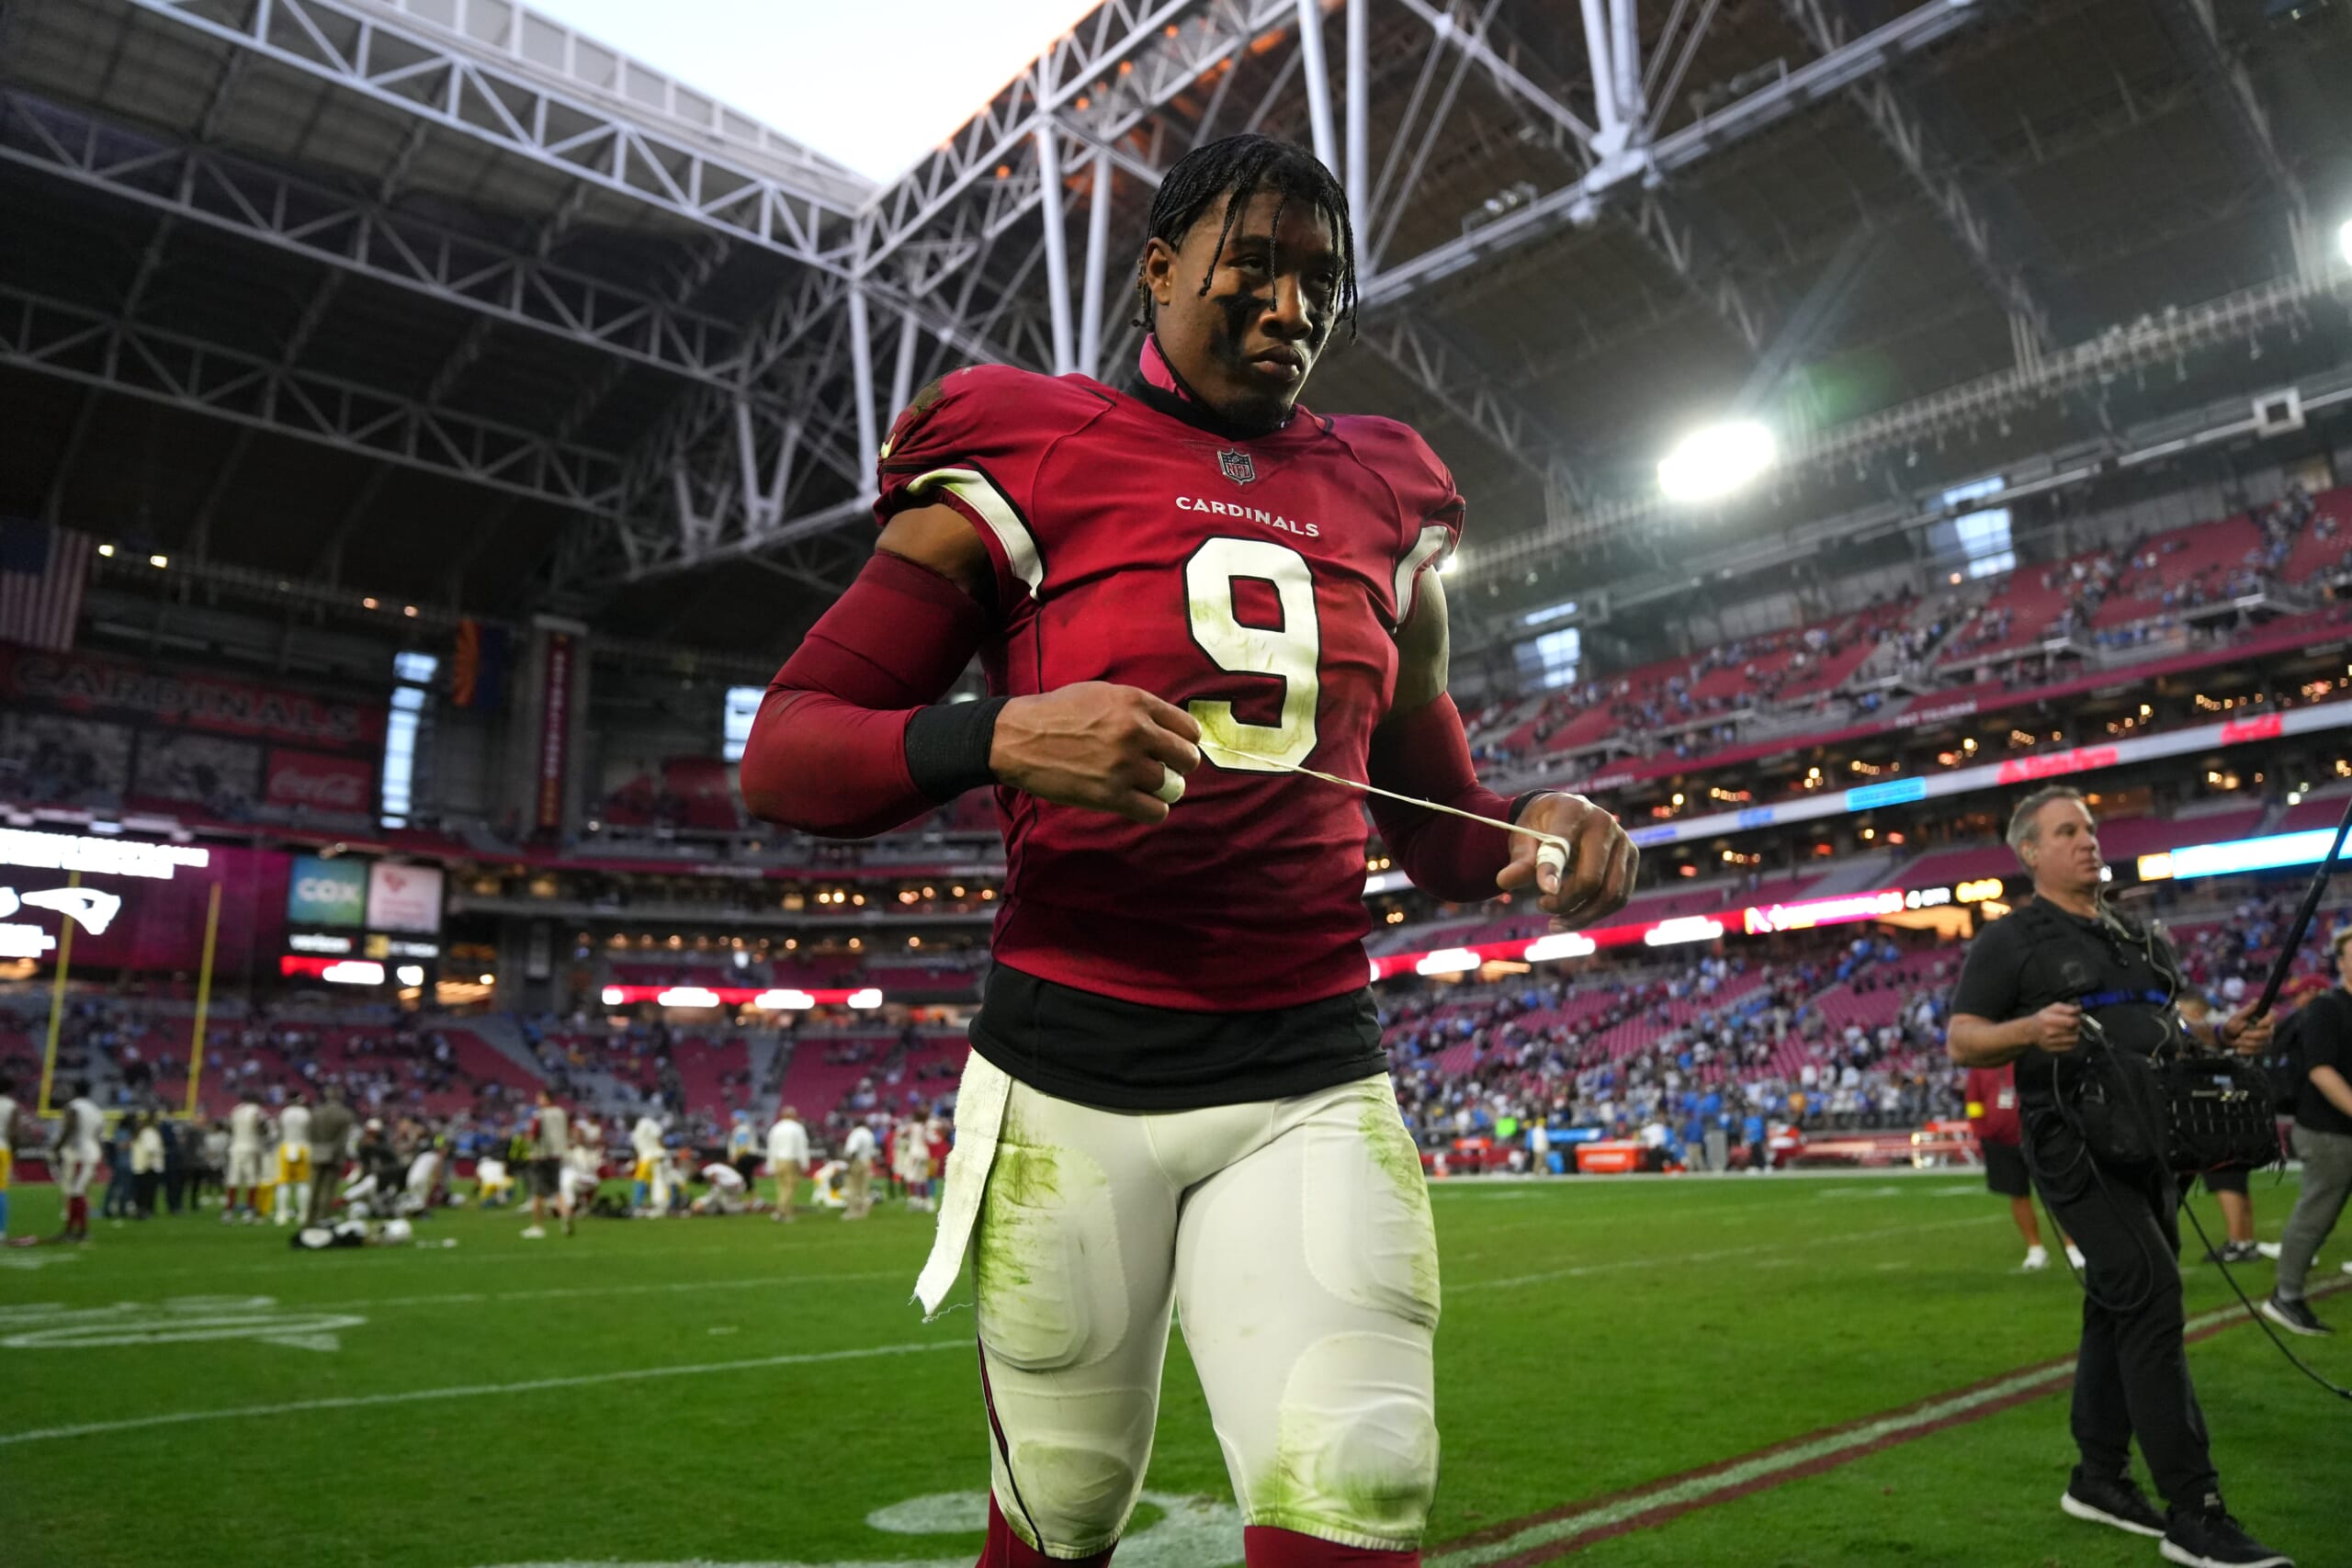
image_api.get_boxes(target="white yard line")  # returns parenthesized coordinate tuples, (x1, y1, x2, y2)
(1423, 1282, 2346, 1568)
(0, 1339, 967, 1448)
(1449, 1214, 2001, 1292)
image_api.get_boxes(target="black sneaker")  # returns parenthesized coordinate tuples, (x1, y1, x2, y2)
(2161, 1495, 2292, 1568)
(2259, 1294, 2334, 1337)
(2059, 1466, 2165, 1538)
(2202, 1241, 2262, 1264)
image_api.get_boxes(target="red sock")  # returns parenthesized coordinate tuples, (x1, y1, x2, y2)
(1243, 1528, 1419, 1568)
(978, 1495, 1114, 1568)
(66, 1195, 87, 1235)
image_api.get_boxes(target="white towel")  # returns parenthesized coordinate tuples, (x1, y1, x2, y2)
(913, 1050, 1013, 1319)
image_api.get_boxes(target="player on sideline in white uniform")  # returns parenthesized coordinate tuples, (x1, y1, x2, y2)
(403, 1134, 447, 1215)
(275, 1095, 314, 1228)
(841, 1122, 876, 1221)
(521, 1089, 573, 1239)
(223, 1095, 269, 1223)
(691, 1161, 752, 1215)
(51, 1080, 106, 1243)
(560, 1116, 603, 1214)
(629, 1111, 665, 1213)
(767, 1104, 808, 1224)
(894, 1113, 934, 1212)
(0, 1071, 24, 1243)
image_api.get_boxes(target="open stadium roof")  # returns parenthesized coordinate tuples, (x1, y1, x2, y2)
(3, 0, 2349, 661)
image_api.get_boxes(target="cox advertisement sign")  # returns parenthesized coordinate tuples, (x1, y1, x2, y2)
(286, 854, 367, 929)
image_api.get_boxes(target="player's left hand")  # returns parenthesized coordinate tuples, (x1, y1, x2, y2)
(2218, 1008, 2273, 1055)
(1498, 792, 1636, 929)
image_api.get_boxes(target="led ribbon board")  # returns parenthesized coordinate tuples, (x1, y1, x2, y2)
(1621, 706, 2334, 851)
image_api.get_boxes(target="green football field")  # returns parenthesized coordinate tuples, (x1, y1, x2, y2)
(4, 1171, 2347, 1568)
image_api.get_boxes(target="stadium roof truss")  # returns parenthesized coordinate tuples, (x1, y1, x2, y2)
(1, 0, 2344, 654)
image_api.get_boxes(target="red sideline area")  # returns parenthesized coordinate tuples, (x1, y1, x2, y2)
(1430, 1278, 2352, 1567)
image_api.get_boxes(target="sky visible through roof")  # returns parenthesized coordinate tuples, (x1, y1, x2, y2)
(530, 0, 1107, 183)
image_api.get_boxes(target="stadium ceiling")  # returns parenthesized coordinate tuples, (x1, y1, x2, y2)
(1, 0, 2348, 660)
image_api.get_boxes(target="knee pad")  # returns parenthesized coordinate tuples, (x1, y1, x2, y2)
(989, 1384, 1155, 1555)
(975, 1138, 1128, 1372)
(1302, 1099, 1441, 1330)
(1250, 1330, 1439, 1548)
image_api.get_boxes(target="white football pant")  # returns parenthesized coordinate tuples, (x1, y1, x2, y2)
(58, 1145, 100, 1199)
(957, 1055, 1440, 1557)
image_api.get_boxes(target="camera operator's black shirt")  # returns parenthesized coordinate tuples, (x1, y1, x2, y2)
(1949, 898, 2183, 1120)
(2293, 987, 2352, 1136)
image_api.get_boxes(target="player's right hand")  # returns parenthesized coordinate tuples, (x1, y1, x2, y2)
(2026, 1002, 2082, 1054)
(989, 682, 1203, 824)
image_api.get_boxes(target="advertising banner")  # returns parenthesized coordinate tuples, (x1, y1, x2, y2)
(535, 630, 573, 833)
(130, 730, 263, 815)
(265, 749, 375, 815)
(0, 643, 386, 750)
(286, 854, 368, 928)
(365, 861, 444, 934)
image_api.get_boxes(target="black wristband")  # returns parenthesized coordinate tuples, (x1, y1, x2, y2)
(1508, 790, 1553, 824)
(903, 697, 1010, 801)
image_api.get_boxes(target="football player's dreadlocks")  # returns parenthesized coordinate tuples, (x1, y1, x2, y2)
(1131, 132, 1358, 342)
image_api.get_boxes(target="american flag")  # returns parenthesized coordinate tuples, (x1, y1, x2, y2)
(0, 518, 93, 652)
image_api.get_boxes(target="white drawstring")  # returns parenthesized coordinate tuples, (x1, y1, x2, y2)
(1195, 738, 1573, 881)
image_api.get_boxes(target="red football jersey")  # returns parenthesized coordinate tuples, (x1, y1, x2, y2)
(877, 365, 1463, 1010)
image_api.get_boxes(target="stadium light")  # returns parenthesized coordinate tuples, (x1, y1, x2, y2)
(1657, 420, 1776, 503)
(600, 986, 625, 1007)
(321, 960, 385, 986)
(847, 987, 884, 1008)
(395, 964, 424, 987)
(2340, 216, 2352, 268)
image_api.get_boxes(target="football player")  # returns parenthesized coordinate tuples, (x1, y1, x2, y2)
(275, 1093, 314, 1228)
(0, 1071, 20, 1241)
(741, 133, 1635, 1568)
(51, 1079, 106, 1242)
(224, 1092, 269, 1224)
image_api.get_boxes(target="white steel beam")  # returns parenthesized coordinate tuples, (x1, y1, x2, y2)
(1781, 0, 2053, 358)
(0, 283, 628, 513)
(1344, 0, 1369, 224)
(1035, 121, 1078, 374)
(1078, 149, 1116, 378)
(1295, 0, 1340, 173)
(122, 0, 860, 268)
(0, 92, 756, 389)
(1362, 0, 1985, 311)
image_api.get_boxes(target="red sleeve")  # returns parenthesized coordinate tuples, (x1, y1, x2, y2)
(1365, 694, 1520, 904)
(876, 365, 1108, 611)
(737, 551, 993, 839)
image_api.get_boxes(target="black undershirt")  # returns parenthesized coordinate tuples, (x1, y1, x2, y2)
(968, 963, 1387, 1112)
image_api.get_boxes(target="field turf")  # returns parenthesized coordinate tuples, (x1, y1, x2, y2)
(3, 1170, 2346, 1568)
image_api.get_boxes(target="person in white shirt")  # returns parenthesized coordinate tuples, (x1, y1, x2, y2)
(841, 1121, 876, 1221)
(275, 1097, 314, 1228)
(52, 1081, 105, 1241)
(766, 1106, 809, 1224)
(521, 1089, 572, 1240)
(692, 1160, 749, 1215)
(225, 1096, 269, 1224)
(130, 1115, 166, 1218)
(629, 1113, 666, 1213)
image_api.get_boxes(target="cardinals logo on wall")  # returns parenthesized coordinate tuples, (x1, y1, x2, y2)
(1217, 448, 1257, 487)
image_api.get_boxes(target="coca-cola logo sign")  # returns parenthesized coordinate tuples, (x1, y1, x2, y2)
(266, 750, 373, 813)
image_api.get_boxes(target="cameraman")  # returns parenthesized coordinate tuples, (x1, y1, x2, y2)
(1947, 786, 2290, 1568)
(2263, 927, 2352, 1337)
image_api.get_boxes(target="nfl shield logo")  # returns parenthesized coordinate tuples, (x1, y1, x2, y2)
(1217, 448, 1258, 487)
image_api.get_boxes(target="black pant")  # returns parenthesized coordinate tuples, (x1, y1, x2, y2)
(2033, 1136, 2219, 1507)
